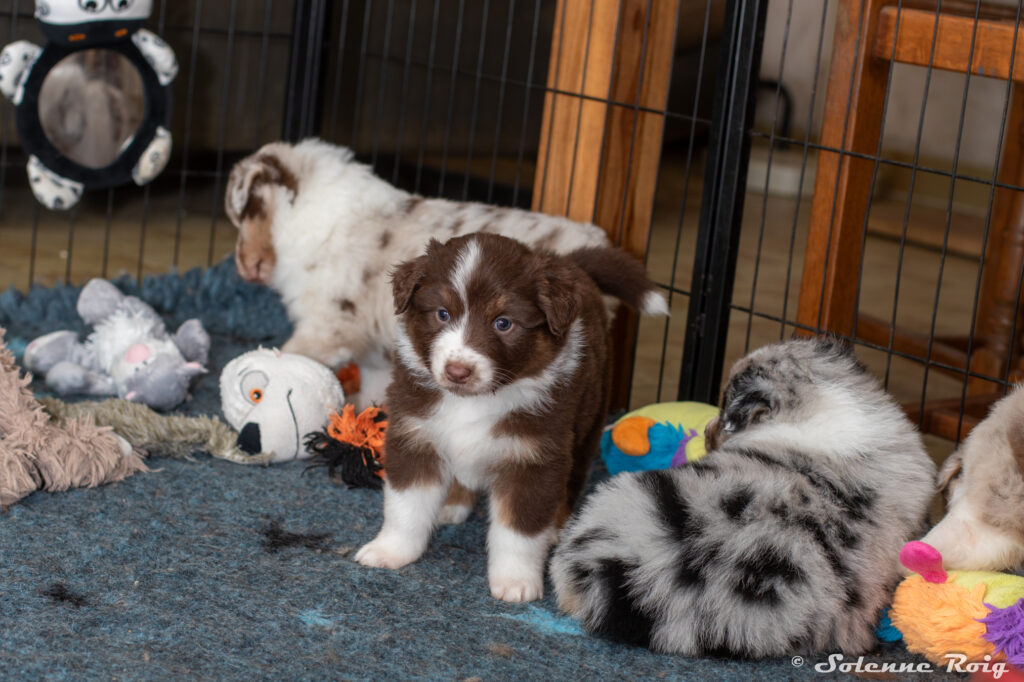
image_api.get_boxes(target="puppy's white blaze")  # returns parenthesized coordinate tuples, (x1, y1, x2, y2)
(356, 481, 449, 568)
(641, 290, 670, 317)
(487, 520, 556, 602)
(429, 318, 494, 390)
(451, 238, 482, 305)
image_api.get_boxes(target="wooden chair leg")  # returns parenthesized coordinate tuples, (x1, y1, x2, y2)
(797, 0, 891, 336)
(794, 1, 1024, 441)
(969, 84, 1024, 393)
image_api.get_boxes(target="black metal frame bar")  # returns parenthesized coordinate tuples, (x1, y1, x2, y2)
(678, 0, 767, 404)
(283, 0, 330, 141)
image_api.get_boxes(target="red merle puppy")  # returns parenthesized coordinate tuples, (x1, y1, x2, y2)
(354, 232, 667, 602)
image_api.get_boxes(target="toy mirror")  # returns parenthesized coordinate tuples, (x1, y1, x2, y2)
(38, 49, 144, 169)
(0, 0, 178, 210)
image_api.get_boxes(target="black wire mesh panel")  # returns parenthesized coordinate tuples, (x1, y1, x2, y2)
(6, 0, 1012, 440)
(316, 0, 557, 207)
(0, 0, 725, 413)
(314, 0, 718, 410)
(716, 0, 1024, 447)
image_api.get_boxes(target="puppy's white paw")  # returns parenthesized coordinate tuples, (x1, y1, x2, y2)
(489, 573, 544, 603)
(354, 537, 418, 569)
(436, 503, 472, 525)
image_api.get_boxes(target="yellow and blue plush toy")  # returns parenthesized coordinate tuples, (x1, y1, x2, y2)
(601, 401, 720, 476)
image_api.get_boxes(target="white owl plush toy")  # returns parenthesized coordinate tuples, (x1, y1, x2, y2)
(0, 0, 176, 210)
(220, 349, 347, 464)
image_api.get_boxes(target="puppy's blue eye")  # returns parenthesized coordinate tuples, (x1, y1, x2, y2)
(437, 308, 450, 322)
(493, 317, 512, 332)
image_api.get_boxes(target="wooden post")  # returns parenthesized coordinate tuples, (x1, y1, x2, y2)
(533, 0, 679, 410)
(796, 0, 890, 336)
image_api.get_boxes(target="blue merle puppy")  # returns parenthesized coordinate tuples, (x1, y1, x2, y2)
(549, 337, 936, 657)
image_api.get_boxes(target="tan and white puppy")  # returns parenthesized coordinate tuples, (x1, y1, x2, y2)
(225, 139, 611, 407)
(354, 233, 668, 602)
(920, 387, 1024, 572)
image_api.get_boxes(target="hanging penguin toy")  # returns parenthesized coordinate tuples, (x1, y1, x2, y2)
(0, 1, 177, 210)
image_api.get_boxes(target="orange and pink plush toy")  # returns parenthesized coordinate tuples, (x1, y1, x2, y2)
(891, 541, 1024, 668)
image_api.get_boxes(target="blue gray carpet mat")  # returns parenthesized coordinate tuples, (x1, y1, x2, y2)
(0, 262, 964, 680)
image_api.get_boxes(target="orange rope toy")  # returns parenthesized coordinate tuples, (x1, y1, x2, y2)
(304, 404, 387, 489)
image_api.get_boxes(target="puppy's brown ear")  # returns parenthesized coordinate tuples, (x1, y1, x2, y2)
(936, 450, 964, 501)
(225, 157, 265, 225)
(538, 259, 582, 339)
(224, 151, 299, 225)
(258, 153, 299, 198)
(391, 255, 428, 315)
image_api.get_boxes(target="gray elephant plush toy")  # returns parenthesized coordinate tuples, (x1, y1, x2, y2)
(23, 279, 209, 411)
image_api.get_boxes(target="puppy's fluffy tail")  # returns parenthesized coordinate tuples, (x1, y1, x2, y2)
(568, 247, 669, 316)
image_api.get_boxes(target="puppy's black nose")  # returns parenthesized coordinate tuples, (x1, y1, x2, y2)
(238, 422, 262, 454)
(444, 362, 473, 384)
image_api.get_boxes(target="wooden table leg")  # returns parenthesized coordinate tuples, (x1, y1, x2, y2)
(970, 84, 1024, 393)
(796, 0, 890, 336)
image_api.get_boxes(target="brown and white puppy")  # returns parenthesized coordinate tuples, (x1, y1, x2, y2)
(354, 233, 668, 602)
(920, 387, 1024, 572)
(224, 139, 611, 407)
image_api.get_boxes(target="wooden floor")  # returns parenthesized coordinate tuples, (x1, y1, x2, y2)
(0, 148, 992, 462)
(0, 175, 237, 288)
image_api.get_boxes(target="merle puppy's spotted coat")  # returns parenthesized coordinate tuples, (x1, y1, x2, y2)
(550, 337, 936, 657)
